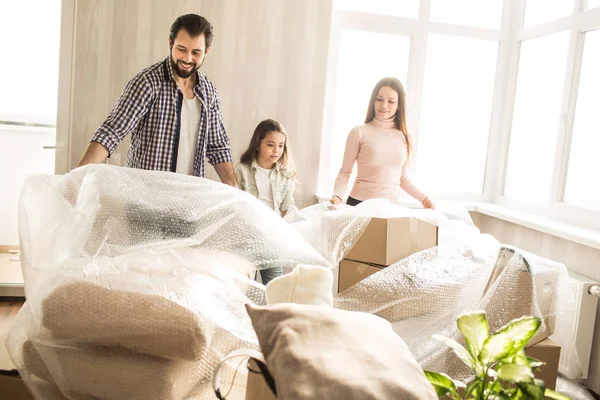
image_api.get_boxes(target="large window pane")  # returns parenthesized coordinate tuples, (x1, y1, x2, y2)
(588, 0, 600, 9)
(0, 0, 61, 124)
(504, 32, 570, 205)
(327, 30, 410, 189)
(430, 0, 504, 29)
(416, 34, 498, 194)
(564, 30, 600, 211)
(333, 0, 419, 19)
(523, 0, 574, 27)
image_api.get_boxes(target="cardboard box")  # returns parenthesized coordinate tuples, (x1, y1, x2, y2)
(338, 259, 384, 293)
(0, 371, 35, 400)
(525, 338, 561, 390)
(345, 217, 438, 266)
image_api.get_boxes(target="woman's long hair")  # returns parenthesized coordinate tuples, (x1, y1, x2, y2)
(239, 119, 296, 177)
(365, 77, 413, 159)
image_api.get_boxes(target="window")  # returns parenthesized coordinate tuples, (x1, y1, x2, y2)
(0, 0, 61, 247)
(0, 0, 61, 124)
(416, 34, 498, 193)
(326, 29, 410, 189)
(523, 0, 574, 27)
(323, 0, 600, 230)
(564, 29, 600, 212)
(587, 0, 600, 10)
(333, 0, 419, 19)
(503, 31, 570, 206)
(430, 0, 504, 29)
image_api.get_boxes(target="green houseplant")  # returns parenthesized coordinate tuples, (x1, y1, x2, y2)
(424, 311, 570, 399)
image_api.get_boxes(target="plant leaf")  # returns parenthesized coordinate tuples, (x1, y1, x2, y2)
(495, 316, 541, 357)
(507, 350, 545, 372)
(432, 334, 477, 370)
(457, 311, 489, 360)
(517, 382, 545, 400)
(424, 370, 457, 396)
(527, 357, 544, 369)
(544, 389, 572, 400)
(534, 378, 546, 390)
(479, 333, 514, 365)
(509, 388, 528, 399)
(506, 350, 528, 366)
(466, 378, 483, 398)
(497, 363, 534, 384)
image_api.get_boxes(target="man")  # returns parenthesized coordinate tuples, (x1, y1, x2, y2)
(77, 14, 237, 187)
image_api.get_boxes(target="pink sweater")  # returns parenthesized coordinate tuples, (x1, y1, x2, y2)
(333, 117, 427, 203)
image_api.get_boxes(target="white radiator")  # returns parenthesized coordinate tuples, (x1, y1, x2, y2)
(560, 272, 600, 382)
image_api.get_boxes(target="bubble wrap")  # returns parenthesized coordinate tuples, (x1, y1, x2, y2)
(9, 165, 331, 400)
(334, 236, 582, 381)
(291, 199, 580, 381)
(8, 165, 582, 399)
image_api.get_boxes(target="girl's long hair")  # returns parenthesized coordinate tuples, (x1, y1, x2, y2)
(365, 77, 413, 159)
(239, 119, 296, 177)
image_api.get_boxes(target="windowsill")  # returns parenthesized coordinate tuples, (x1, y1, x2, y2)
(466, 202, 600, 251)
(314, 195, 600, 251)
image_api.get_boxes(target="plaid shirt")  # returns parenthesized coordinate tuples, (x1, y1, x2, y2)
(91, 57, 232, 177)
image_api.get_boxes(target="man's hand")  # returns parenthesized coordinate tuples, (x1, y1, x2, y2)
(330, 195, 342, 205)
(77, 142, 110, 168)
(214, 162, 238, 188)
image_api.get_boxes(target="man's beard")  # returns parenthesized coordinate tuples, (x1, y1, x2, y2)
(170, 56, 202, 79)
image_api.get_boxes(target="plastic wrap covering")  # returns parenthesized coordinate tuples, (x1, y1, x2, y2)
(8, 165, 582, 398)
(8, 164, 334, 399)
(17, 165, 328, 280)
(8, 249, 265, 399)
(334, 236, 582, 381)
(290, 199, 580, 378)
(556, 376, 595, 400)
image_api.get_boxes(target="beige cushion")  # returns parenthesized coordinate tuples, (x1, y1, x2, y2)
(245, 303, 437, 400)
(41, 282, 210, 361)
(22, 340, 199, 400)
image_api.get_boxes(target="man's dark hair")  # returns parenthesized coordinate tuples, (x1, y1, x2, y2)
(169, 14, 213, 48)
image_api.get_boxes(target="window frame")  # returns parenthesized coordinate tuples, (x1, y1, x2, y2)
(495, 0, 600, 231)
(318, 0, 600, 231)
(318, 0, 503, 203)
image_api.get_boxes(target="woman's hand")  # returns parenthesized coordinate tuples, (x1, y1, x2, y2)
(330, 196, 342, 205)
(422, 197, 436, 209)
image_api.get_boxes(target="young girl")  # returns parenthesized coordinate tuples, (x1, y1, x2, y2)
(235, 119, 297, 284)
(330, 77, 435, 209)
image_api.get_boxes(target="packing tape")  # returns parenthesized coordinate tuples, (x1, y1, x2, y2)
(410, 219, 419, 250)
(409, 218, 418, 233)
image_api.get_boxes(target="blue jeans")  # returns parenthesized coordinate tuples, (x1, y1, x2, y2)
(257, 266, 283, 285)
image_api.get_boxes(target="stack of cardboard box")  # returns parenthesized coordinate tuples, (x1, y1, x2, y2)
(337, 216, 439, 293)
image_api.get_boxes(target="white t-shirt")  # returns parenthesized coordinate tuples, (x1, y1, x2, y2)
(255, 165, 274, 209)
(176, 96, 202, 175)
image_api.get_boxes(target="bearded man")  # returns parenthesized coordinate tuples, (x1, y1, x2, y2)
(77, 14, 236, 186)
